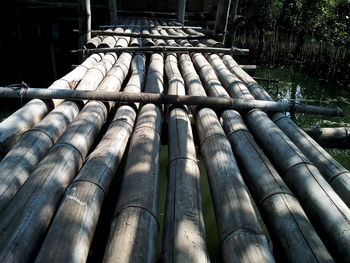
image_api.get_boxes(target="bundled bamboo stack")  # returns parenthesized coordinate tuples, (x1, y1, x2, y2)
(0, 16, 349, 263)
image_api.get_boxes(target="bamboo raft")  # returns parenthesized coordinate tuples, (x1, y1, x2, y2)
(0, 7, 350, 263)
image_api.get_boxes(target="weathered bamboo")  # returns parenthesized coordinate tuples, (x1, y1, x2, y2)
(178, 50, 274, 262)
(189, 47, 333, 261)
(89, 30, 206, 39)
(100, 25, 203, 29)
(177, 0, 186, 24)
(35, 54, 143, 263)
(215, 0, 232, 43)
(98, 29, 118, 48)
(223, 110, 334, 262)
(0, 53, 102, 154)
(79, 46, 249, 56)
(103, 53, 164, 263)
(0, 100, 81, 214)
(162, 53, 209, 262)
(78, 0, 91, 50)
(86, 35, 104, 49)
(0, 87, 342, 116)
(0, 100, 108, 263)
(108, 0, 117, 25)
(222, 54, 350, 208)
(207, 54, 350, 260)
(302, 127, 350, 149)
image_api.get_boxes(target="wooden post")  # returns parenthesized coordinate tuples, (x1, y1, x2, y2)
(302, 127, 350, 149)
(79, 0, 91, 60)
(215, 0, 232, 44)
(177, 0, 186, 24)
(108, 0, 117, 25)
(222, 54, 350, 209)
(226, 0, 239, 46)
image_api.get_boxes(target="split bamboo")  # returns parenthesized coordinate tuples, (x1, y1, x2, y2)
(177, 48, 274, 262)
(190, 49, 333, 261)
(162, 53, 209, 262)
(302, 127, 350, 149)
(0, 100, 81, 214)
(222, 54, 350, 208)
(0, 53, 102, 154)
(103, 53, 164, 263)
(206, 54, 350, 261)
(35, 54, 143, 263)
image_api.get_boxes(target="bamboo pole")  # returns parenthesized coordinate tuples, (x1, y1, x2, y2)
(177, 0, 186, 24)
(302, 127, 350, 149)
(35, 54, 144, 263)
(0, 24, 134, 262)
(77, 46, 249, 56)
(207, 54, 350, 261)
(108, 0, 117, 25)
(98, 29, 119, 48)
(177, 43, 274, 263)
(0, 100, 80, 214)
(162, 53, 209, 262)
(78, 0, 91, 57)
(0, 53, 102, 155)
(88, 30, 207, 39)
(103, 53, 164, 263)
(0, 87, 342, 116)
(215, 0, 232, 43)
(0, 100, 108, 263)
(187, 45, 333, 261)
(222, 54, 350, 209)
(100, 25, 204, 29)
(86, 35, 104, 49)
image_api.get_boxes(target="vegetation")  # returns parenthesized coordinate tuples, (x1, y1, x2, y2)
(235, 0, 350, 83)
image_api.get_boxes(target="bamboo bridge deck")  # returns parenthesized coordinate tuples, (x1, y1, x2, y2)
(0, 14, 349, 263)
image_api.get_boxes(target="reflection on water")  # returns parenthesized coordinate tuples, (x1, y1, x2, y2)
(256, 66, 350, 170)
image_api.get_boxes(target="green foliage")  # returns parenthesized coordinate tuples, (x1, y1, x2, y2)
(239, 0, 350, 47)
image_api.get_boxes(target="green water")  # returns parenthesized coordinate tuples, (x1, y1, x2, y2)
(256, 66, 350, 170)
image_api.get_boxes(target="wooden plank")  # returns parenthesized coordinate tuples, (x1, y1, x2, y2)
(0, 53, 102, 155)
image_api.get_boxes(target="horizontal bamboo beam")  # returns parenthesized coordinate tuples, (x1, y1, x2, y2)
(0, 87, 343, 116)
(303, 127, 350, 149)
(73, 46, 249, 56)
(85, 30, 208, 40)
(100, 25, 203, 29)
